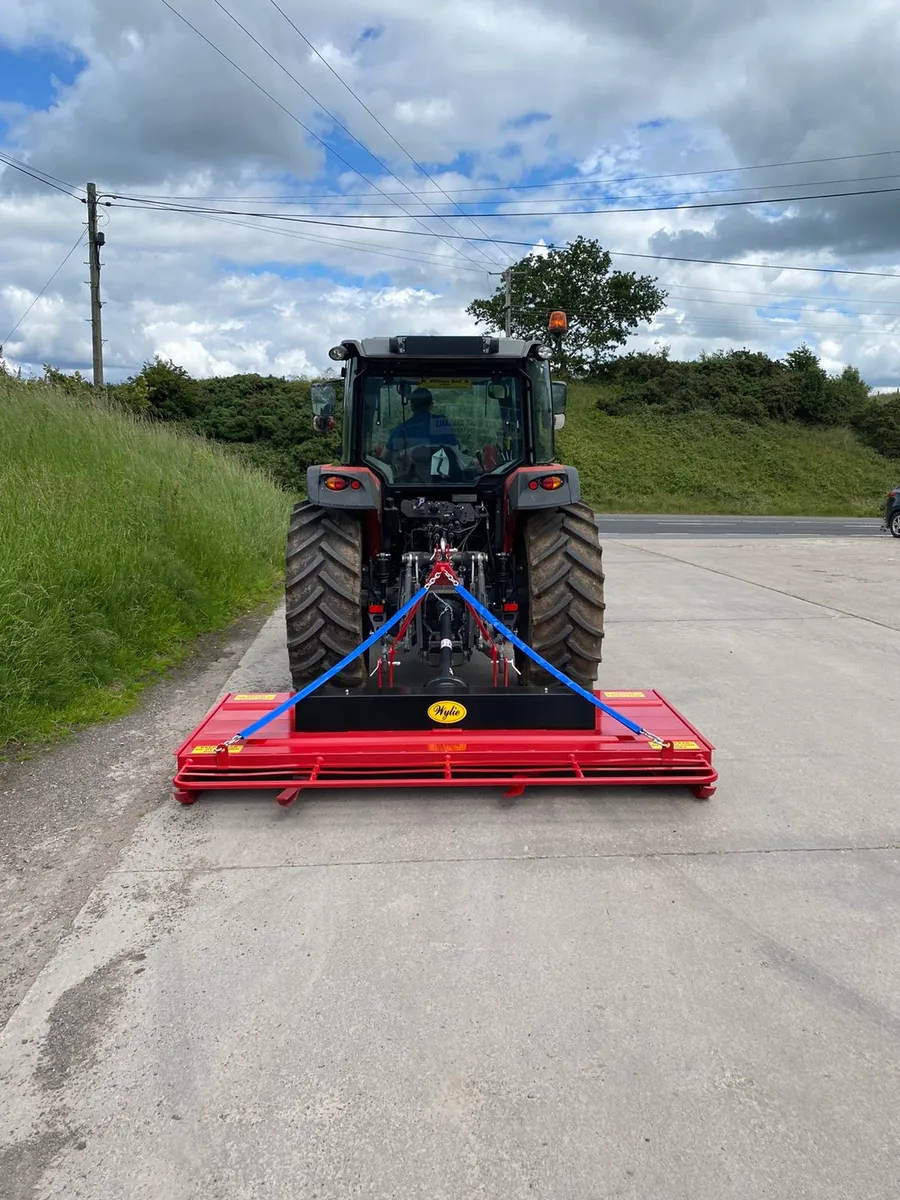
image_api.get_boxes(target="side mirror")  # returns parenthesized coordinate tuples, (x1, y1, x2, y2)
(311, 381, 336, 434)
(551, 381, 567, 430)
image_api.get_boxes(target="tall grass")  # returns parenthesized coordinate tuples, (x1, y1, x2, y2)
(0, 377, 291, 749)
(558, 382, 900, 516)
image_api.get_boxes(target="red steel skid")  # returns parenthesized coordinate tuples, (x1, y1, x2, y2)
(173, 690, 717, 807)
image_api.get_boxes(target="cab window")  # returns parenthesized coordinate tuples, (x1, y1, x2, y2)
(526, 359, 555, 464)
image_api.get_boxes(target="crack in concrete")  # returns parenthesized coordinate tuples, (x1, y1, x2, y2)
(618, 541, 900, 634)
(109, 842, 900, 874)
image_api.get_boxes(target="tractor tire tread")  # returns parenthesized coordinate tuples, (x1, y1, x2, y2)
(285, 501, 365, 690)
(521, 501, 605, 690)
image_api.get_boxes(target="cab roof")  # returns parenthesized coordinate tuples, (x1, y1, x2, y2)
(339, 335, 547, 360)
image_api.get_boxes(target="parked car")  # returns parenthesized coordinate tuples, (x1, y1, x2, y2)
(884, 486, 900, 537)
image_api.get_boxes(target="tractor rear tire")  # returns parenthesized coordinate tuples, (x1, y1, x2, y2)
(285, 501, 366, 691)
(520, 501, 605, 691)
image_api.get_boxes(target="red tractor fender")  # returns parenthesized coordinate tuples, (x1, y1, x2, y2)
(306, 464, 383, 555)
(501, 465, 582, 552)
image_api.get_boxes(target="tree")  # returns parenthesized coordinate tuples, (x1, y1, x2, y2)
(853, 393, 900, 460)
(132, 356, 200, 422)
(825, 364, 870, 426)
(466, 236, 666, 377)
(108, 374, 151, 416)
(782, 345, 870, 426)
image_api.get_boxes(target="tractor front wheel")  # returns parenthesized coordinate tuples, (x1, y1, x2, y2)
(519, 502, 606, 691)
(285, 501, 366, 691)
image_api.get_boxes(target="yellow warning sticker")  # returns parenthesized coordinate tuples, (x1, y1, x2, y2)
(418, 379, 471, 390)
(191, 744, 243, 755)
(647, 740, 700, 751)
(427, 701, 468, 725)
(428, 744, 467, 753)
(233, 693, 277, 701)
(604, 691, 647, 698)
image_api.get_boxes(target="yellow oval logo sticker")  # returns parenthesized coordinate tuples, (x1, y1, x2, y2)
(427, 701, 468, 725)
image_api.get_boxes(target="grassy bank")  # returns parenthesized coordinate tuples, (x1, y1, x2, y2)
(0, 377, 291, 750)
(558, 382, 900, 515)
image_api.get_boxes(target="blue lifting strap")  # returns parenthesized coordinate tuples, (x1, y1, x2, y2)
(452, 582, 665, 743)
(231, 585, 430, 743)
(228, 579, 667, 747)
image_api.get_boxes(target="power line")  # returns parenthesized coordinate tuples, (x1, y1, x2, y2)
(509, 296, 900, 334)
(157, 0, 496, 274)
(611, 250, 900, 281)
(207, 0, 504, 269)
(2, 230, 87, 347)
(108, 149, 900, 204)
(416, 171, 900, 212)
(0, 151, 83, 199)
(102, 196, 900, 280)
(157, 206, 490, 274)
(265, 0, 512, 266)
(110, 197, 900, 307)
(142, 180, 900, 221)
(112, 198, 900, 313)
(657, 309, 900, 334)
(647, 315, 899, 336)
(103, 170, 900, 212)
(384, 148, 900, 197)
(663, 292, 898, 318)
(470, 181, 900, 220)
(657, 282, 900, 307)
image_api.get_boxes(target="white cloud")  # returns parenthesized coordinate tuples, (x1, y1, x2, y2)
(2, 0, 900, 385)
(393, 98, 454, 127)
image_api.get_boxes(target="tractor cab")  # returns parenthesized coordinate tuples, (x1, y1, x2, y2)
(311, 329, 569, 491)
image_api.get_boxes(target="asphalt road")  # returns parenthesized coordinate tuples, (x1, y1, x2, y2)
(2, 536, 900, 1199)
(596, 513, 885, 537)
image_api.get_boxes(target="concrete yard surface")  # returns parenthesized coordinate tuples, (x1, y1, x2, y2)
(1, 535, 899, 1199)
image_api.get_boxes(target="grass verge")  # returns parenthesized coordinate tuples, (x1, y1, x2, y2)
(0, 377, 291, 752)
(558, 382, 900, 515)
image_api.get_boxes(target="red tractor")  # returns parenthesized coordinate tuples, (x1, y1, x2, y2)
(172, 315, 717, 806)
(288, 315, 605, 695)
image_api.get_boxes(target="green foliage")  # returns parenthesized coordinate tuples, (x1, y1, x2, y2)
(22, 334, 896, 536)
(41, 363, 93, 396)
(107, 372, 150, 416)
(192, 372, 341, 490)
(466, 236, 666, 377)
(592, 343, 873, 429)
(853, 392, 900, 460)
(132, 355, 201, 421)
(557, 380, 900, 516)
(0, 374, 290, 750)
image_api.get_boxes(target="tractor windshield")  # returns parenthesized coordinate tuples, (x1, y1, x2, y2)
(360, 371, 526, 484)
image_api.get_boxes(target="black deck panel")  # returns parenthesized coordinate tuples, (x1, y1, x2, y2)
(292, 686, 597, 733)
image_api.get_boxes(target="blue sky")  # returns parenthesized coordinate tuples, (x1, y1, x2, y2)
(1, 0, 899, 384)
(0, 44, 86, 116)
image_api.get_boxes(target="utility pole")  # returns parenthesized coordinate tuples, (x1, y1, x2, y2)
(86, 182, 104, 388)
(503, 268, 512, 337)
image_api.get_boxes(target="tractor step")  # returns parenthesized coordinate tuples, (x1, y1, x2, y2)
(173, 688, 717, 805)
